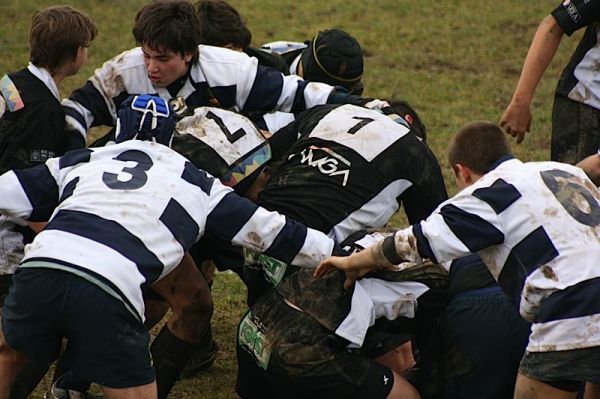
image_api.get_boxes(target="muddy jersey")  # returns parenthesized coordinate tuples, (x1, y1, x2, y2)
(0, 140, 336, 321)
(552, 0, 600, 109)
(258, 104, 448, 243)
(413, 157, 600, 352)
(172, 106, 271, 188)
(62, 45, 335, 145)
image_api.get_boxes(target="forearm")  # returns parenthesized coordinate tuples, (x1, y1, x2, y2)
(359, 228, 423, 271)
(510, 15, 564, 106)
(576, 153, 600, 186)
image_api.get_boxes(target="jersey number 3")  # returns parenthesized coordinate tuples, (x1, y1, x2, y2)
(102, 150, 154, 190)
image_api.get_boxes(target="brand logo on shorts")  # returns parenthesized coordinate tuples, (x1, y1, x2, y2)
(383, 374, 389, 386)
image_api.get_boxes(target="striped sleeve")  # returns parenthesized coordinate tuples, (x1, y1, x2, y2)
(62, 53, 133, 143)
(414, 190, 505, 264)
(204, 179, 334, 267)
(0, 158, 61, 221)
(241, 64, 333, 113)
(201, 48, 333, 114)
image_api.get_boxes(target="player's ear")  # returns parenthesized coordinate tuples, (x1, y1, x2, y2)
(453, 163, 472, 189)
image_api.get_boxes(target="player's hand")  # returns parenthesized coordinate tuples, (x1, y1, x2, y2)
(314, 256, 374, 290)
(500, 102, 531, 144)
(364, 99, 390, 110)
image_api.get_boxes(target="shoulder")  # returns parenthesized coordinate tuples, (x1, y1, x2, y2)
(198, 45, 254, 66)
(551, 0, 600, 35)
(0, 69, 55, 116)
(96, 48, 146, 76)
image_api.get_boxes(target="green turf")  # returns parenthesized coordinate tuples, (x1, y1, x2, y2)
(0, 0, 579, 397)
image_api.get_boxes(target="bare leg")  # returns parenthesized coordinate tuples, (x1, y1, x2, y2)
(152, 253, 212, 343)
(144, 299, 169, 330)
(584, 383, 600, 399)
(386, 371, 421, 399)
(101, 381, 157, 399)
(375, 342, 416, 375)
(514, 373, 578, 399)
(0, 337, 27, 399)
(150, 253, 213, 399)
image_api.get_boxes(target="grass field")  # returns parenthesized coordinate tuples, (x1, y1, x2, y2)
(0, 0, 582, 397)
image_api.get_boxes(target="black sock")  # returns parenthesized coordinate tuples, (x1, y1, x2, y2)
(151, 326, 200, 399)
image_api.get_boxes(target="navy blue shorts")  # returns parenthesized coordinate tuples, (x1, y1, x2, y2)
(441, 285, 531, 399)
(2, 267, 155, 388)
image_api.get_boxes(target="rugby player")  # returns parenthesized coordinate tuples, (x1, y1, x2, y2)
(317, 121, 600, 399)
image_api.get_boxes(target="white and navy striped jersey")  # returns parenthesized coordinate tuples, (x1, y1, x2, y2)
(0, 140, 335, 321)
(412, 158, 600, 352)
(259, 104, 448, 243)
(62, 45, 335, 144)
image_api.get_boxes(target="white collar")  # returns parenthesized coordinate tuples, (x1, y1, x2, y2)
(290, 54, 301, 76)
(27, 62, 59, 99)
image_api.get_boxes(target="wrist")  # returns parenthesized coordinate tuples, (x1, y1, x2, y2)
(510, 94, 532, 107)
(382, 235, 404, 265)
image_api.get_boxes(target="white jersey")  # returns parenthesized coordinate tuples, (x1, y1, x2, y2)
(62, 45, 334, 144)
(413, 158, 600, 351)
(0, 141, 335, 320)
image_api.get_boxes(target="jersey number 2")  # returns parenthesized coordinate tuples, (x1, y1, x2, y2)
(102, 150, 154, 190)
(206, 111, 246, 143)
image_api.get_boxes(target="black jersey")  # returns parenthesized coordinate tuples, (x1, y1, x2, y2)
(0, 68, 66, 174)
(552, 0, 600, 108)
(258, 104, 448, 243)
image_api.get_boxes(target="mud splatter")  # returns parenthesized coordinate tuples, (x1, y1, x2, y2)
(540, 265, 558, 281)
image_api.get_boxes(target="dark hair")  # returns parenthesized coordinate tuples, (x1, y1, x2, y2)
(383, 99, 427, 141)
(195, 0, 251, 49)
(29, 5, 97, 73)
(133, 0, 201, 60)
(448, 121, 512, 175)
(301, 29, 364, 94)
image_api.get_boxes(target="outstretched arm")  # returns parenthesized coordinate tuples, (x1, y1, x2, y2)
(314, 229, 422, 289)
(500, 15, 564, 144)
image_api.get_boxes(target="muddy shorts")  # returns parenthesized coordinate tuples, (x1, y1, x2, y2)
(519, 346, 600, 392)
(236, 289, 394, 399)
(552, 95, 600, 163)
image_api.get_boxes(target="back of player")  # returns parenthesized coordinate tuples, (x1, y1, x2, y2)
(173, 105, 271, 192)
(16, 140, 213, 318)
(260, 103, 446, 246)
(246, 103, 446, 301)
(412, 130, 600, 394)
(236, 104, 447, 399)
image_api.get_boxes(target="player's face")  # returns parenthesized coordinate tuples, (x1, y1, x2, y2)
(64, 46, 89, 77)
(142, 44, 193, 88)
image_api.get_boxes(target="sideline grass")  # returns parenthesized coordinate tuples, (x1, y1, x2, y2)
(0, 1, 581, 397)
